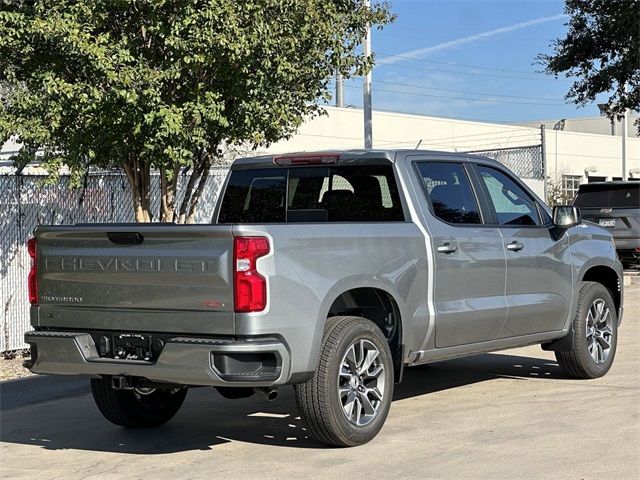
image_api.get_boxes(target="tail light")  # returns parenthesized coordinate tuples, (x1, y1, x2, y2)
(27, 237, 38, 304)
(233, 236, 270, 312)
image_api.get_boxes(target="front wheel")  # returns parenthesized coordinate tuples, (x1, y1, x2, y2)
(294, 316, 394, 447)
(555, 281, 618, 379)
(91, 376, 188, 428)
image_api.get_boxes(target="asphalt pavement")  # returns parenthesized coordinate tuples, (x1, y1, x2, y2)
(1, 284, 639, 480)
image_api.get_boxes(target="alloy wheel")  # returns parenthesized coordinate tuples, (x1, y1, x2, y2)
(585, 298, 613, 364)
(338, 339, 386, 426)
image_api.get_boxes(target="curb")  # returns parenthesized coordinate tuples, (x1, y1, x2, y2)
(0, 375, 89, 411)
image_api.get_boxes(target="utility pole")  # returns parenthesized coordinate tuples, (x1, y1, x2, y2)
(335, 72, 344, 108)
(622, 82, 629, 180)
(622, 107, 628, 180)
(540, 124, 548, 202)
(363, 0, 372, 149)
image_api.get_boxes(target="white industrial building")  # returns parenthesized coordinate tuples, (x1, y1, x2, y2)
(2, 106, 639, 201)
(262, 106, 640, 200)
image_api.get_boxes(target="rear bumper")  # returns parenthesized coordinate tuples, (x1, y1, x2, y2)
(24, 331, 291, 387)
(613, 228, 639, 248)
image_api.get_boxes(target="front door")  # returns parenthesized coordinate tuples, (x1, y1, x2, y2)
(474, 164, 573, 337)
(414, 161, 508, 348)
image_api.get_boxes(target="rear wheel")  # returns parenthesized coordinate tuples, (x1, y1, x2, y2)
(295, 316, 394, 447)
(555, 281, 618, 379)
(91, 376, 188, 428)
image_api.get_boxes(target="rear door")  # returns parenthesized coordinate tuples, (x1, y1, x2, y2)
(414, 160, 507, 348)
(472, 164, 573, 337)
(35, 224, 235, 334)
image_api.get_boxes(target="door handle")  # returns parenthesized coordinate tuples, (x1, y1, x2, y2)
(437, 242, 457, 254)
(506, 241, 524, 252)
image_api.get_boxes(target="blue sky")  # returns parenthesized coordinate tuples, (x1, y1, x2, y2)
(339, 0, 607, 123)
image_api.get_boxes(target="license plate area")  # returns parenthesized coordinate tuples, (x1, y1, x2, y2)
(112, 334, 153, 361)
(599, 219, 616, 228)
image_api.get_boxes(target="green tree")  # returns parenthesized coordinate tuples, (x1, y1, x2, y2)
(539, 0, 640, 132)
(0, 1, 393, 222)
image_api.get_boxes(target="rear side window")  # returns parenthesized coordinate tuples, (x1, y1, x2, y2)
(575, 184, 640, 208)
(218, 165, 404, 223)
(416, 162, 482, 224)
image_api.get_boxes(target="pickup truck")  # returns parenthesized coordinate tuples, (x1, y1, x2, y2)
(24, 150, 624, 447)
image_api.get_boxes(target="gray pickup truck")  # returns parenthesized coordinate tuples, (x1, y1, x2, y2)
(24, 150, 623, 447)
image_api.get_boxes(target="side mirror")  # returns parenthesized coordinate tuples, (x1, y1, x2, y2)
(553, 205, 581, 228)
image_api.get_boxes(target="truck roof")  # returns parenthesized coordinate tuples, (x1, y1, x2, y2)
(233, 149, 503, 169)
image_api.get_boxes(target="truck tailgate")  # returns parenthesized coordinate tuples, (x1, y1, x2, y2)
(33, 224, 234, 334)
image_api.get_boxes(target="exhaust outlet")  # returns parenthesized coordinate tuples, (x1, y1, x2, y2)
(254, 387, 278, 402)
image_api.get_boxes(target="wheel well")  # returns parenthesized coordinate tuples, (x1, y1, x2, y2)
(328, 288, 404, 381)
(582, 266, 621, 313)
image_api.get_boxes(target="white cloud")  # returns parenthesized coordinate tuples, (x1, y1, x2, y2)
(377, 14, 567, 65)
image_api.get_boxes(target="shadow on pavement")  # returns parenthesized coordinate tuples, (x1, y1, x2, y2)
(0, 352, 561, 453)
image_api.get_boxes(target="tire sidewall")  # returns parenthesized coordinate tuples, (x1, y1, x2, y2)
(573, 282, 618, 378)
(325, 320, 394, 445)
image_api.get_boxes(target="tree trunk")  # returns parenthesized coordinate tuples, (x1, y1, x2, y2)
(186, 166, 210, 223)
(159, 165, 179, 222)
(142, 160, 152, 222)
(123, 158, 152, 222)
(177, 161, 206, 224)
(124, 153, 211, 224)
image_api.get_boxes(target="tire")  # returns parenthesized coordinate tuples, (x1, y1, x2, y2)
(294, 316, 394, 447)
(555, 281, 618, 379)
(91, 376, 188, 428)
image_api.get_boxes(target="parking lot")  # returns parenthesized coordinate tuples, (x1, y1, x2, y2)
(1, 283, 638, 480)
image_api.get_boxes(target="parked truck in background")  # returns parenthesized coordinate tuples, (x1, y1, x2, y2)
(573, 181, 640, 269)
(23, 150, 623, 447)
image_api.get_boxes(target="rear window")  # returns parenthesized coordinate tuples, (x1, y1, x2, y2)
(218, 165, 405, 223)
(574, 183, 640, 208)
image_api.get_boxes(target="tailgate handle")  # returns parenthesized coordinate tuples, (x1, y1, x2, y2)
(107, 232, 144, 245)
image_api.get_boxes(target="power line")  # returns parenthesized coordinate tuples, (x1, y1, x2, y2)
(371, 132, 540, 149)
(372, 58, 564, 82)
(343, 84, 576, 106)
(295, 132, 365, 141)
(301, 116, 542, 144)
(284, 132, 540, 151)
(554, 151, 638, 160)
(422, 134, 539, 146)
(419, 132, 539, 144)
(376, 51, 546, 76)
(419, 138, 540, 150)
(406, 128, 537, 143)
(373, 79, 566, 103)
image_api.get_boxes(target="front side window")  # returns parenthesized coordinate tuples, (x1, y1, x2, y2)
(416, 162, 482, 224)
(477, 165, 541, 226)
(218, 164, 404, 223)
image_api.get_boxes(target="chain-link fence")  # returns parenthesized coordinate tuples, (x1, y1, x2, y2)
(0, 169, 229, 354)
(466, 145, 544, 180)
(466, 144, 545, 198)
